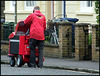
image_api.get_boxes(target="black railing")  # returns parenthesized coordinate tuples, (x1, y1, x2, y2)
(1, 25, 59, 44)
(45, 25, 59, 44)
(96, 26, 99, 47)
(1, 26, 15, 41)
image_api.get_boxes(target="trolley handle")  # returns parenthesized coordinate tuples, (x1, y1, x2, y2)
(25, 29, 29, 35)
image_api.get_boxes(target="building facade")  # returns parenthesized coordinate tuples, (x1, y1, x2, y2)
(4, 1, 97, 24)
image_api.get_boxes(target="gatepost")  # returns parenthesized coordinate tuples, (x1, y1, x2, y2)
(91, 24, 99, 61)
(45, 21, 73, 58)
(75, 23, 90, 60)
(58, 21, 73, 58)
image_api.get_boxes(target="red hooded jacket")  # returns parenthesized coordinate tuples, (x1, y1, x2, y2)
(24, 10, 46, 40)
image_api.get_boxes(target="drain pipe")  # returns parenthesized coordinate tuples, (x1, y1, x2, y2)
(15, 1, 17, 25)
(51, 0, 54, 20)
(14, 1, 17, 31)
(63, 0, 66, 18)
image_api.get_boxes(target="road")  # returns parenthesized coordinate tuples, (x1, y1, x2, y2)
(1, 64, 98, 75)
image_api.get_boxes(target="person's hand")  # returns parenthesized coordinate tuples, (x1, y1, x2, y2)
(19, 21, 25, 27)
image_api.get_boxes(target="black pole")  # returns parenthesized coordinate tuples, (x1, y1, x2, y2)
(99, 15, 100, 52)
(99, 1, 100, 53)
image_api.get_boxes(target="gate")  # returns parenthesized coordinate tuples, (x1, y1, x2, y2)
(83, 26, 92, 60)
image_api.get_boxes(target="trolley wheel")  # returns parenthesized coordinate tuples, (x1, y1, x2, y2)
(17, 55, 23, 67)
(22, 62, 25, 65)
(10, 57, 15, 67)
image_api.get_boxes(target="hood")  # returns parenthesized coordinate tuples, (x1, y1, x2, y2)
(15, 20, 30, 34)
(34, 10, 42, 17)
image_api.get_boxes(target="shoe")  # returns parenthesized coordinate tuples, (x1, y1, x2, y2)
(27, 63, 36, 68)
(29, 65, 36, 68)
(39, 66, 43, 69)
(37, 66, 43, 68)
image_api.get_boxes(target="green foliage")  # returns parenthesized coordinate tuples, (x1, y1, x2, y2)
(45, 36, 50, 43)
(96, 15, 99, 23)
(89, 34, 92, 45)
(95, 0, 99, 23)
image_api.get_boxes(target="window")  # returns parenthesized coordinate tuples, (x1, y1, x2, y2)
(25, 1, 36, 10)
(10, 1, 15, 10)
(87, 1, 92, 7)
(80, 1, 93, 12)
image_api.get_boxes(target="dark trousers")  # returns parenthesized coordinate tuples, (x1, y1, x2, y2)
(29, 38, 45, 67)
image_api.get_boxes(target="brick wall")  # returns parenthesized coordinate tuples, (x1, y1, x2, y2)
(44, 44, 60, 58)
(75, 23, 90, 60)
(47, 21, 73, 58)
(59, 23, 73, 58)
(1, 41, 9, 55)
(91, 24, 99, 61)
(1, 22, 99, 61)
(1, 23, 3, 40)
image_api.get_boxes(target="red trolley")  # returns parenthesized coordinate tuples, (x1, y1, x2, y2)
(8, 21, 44, 67)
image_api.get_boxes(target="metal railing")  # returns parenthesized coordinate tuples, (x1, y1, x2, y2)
(1, 25, 59, 44)
(96, 26, 99, 47)
(1, 26, 15, 41)
(45, 25, 59, 44)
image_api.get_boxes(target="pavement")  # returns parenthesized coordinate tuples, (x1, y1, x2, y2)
(1, 55, 99, 74)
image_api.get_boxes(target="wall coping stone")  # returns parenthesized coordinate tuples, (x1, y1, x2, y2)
(1, 40, 59, 48)
(47, 21, 74, 26)
(91, 24, 99, 28)
(75, 23, 91, 27)
(44, 43, 59, 48)
(96, 47, 99, 50)
(1, 40, 9, 45)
